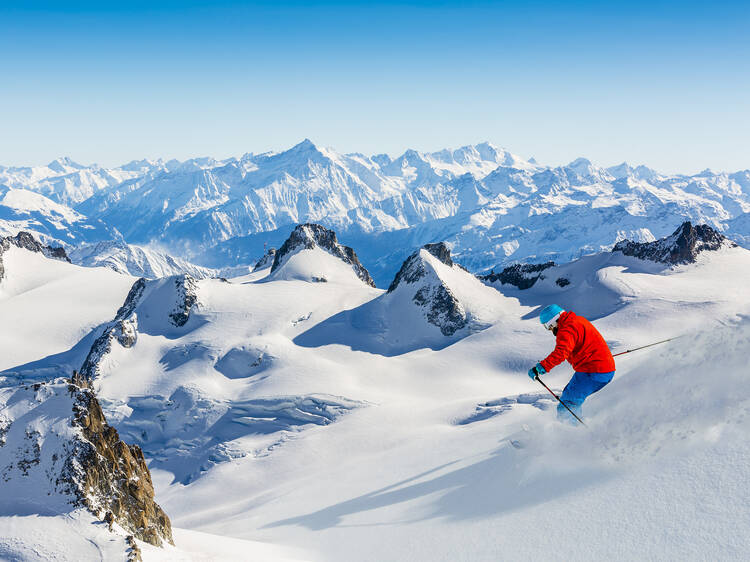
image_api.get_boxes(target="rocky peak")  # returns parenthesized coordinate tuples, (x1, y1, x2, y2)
(271, 224, 376, 287)
(0, 376, 173, 550)
(0, 231, 71, 281)
(387, 243, 467, 336)
(423, 242, 453, 267)
(252, 247, 277, 271)
(388, 242, 455, 293)
(79, 274, 199, 380)
(613, 221, 734, 264)
(478, 261, 556, 290)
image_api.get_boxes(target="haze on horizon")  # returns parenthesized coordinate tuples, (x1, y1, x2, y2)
(1, 0, 748, 174)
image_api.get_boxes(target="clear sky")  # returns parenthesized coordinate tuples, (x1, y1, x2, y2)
(1, 1, 748, 173)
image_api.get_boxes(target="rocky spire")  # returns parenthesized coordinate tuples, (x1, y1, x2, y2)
(271, 223, 375, 287)
(387, 242, 468, 336)
(613, 221, 734, 264)
(0, 377, 173, 552)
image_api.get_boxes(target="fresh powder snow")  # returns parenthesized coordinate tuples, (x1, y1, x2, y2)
(2, 223, 749, 560)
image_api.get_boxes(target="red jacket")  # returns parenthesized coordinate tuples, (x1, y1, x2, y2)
(540, 311, 615, 374)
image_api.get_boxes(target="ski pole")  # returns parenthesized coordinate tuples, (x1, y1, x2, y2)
(535, 375, 587, 427)
(612, 336, 679, 358)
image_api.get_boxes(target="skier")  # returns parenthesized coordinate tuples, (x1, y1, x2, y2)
(528, 304, 615, 423)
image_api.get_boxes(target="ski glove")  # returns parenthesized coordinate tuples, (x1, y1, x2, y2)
(528, 363, 546, 380)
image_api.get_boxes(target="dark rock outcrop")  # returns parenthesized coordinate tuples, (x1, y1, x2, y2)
(271, 224, 375, 287)
(0, 231, 70, 280)
(79, 279, 146, 380)
(252, 247, 276, 271)
(0, 377, 172, 553)
(388, 242, 454, 293)
(65, 376, 173, 547)
(168, 274, 198, 327)
(388, 242, 467, 336)
(80, 274, 199, 381)
(613, 221, 734, 264)
(423, 242, 453, 267)
(478, 261, 556, 290)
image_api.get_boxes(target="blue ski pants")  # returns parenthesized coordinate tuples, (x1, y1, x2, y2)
(557, 371, 615, 423)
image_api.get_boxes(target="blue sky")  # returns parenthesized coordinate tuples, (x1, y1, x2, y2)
(1, 1, 748, 173)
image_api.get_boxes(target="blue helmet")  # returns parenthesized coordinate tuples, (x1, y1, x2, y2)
(539, 304, 564, 330)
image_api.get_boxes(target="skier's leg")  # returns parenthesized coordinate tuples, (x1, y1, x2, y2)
(557, 372, 586, 423)
(557, 371, 615, 423)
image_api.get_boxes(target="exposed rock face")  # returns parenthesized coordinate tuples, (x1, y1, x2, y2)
(66, 376, 173, 546)
(0, 377, 173, 550)
(168, 274, 198, 327)
(478, 261, 556, 290)
(388, 243, 468, 336)
(252, 247, 276, 271)
(413, 284, 467, 336)
(0, 231, 70, 280)
(423, 242, 453, 267)
(388, 242, 454, 292)
(613, 221, 734, 264)
(80, 274, 199, 380)
(271, 224, 376, 287)
(79, 279, 146, 380)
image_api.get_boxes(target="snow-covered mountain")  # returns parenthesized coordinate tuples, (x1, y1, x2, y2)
(4, 141, 750, 286)
(0, 157, 161, 206)
(294, 241, 515, 355)
(68, 240, 217, 279)
(268, 223, 375, 286)
(0, 185, 118, 247)
(3, 223, 750, 559)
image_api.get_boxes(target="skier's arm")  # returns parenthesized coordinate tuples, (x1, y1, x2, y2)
(540, 326, 576, 372)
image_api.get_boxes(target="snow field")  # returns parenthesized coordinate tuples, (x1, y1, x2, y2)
(2, 239, 750, 560)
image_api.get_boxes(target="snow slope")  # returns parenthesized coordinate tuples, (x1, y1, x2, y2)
(150, 246, 750, 561)
(0, 246, 134, 375)
(3, 227, 750, 560)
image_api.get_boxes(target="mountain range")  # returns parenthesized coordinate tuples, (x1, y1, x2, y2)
(3, 140, 750, 285)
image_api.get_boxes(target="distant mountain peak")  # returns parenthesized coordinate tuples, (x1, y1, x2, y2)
(47, 156, 84, 172)
(288, 138, 324, 155)
(568, 157, 594, 169)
